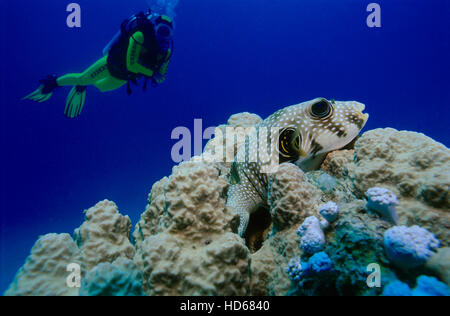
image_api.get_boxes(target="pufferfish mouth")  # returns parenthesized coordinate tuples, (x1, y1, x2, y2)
(355, 102, 369, 127)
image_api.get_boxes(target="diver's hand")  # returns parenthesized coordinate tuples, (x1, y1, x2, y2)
(151, 72, 164, 85)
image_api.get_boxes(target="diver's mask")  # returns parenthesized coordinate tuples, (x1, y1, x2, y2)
(150, 15, 174, 41)
(155, 23, 173, 41)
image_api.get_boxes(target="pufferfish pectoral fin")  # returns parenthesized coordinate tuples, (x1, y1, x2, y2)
(295, 152, 328, 172)
(229, 162, 241, 185)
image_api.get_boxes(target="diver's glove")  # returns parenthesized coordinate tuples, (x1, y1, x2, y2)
(151, 71, 165, 86)
(23, 74, 60, 103)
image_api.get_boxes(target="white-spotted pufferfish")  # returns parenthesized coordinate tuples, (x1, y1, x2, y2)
(226, 98, 369, 236)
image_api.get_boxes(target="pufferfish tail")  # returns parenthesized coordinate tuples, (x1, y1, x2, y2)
(64, 85, 87, 118)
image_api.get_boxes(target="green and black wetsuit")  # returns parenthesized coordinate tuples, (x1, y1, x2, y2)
(23, 12, 173, 118)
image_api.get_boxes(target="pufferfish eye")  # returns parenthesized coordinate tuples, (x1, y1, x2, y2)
(279, 128, 301, 162)
(310, 99, 332, 118)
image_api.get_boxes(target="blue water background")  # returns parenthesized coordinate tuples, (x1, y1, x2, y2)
(1, 0, 449, 293)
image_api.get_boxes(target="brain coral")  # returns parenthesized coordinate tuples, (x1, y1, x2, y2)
(321, 149, 354, 178)
(79, 258, 144, 296)
(268, 163, 321, 231)
(352, 128, 449, 208)
(74, 200, 135, 270)
(133, 159, 250, 295)
(5, 233, 84, 296)
(134, 232, 250, 295)
(133, 160, 240, 245)
(227, 112, 263, 128)
(322, 128, 450, 245)
(425, 247, 450, 286)
(249, 228, 300, 296)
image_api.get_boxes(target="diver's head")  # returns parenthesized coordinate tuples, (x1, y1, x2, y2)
(150, 15, 174, 51)
(277, 98, 369, 163)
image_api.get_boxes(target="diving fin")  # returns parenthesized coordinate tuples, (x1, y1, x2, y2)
(22, 75, 59, 103)
(64, 86, 87, 118)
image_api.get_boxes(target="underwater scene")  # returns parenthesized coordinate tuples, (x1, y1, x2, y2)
(1, 0, 449, 298)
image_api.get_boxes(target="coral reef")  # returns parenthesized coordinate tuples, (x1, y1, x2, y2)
(286, 257, 303, 282)
(268, 163, 320, 231)
(227, 112, 263, 128)
(382, 280, 413, 296)
(6, 113, 450, 296)
(134, 231, 250, 295)
(303, 252, 333, 275)
(133, 160, 239, 243)
(351, 128, 450, 243)
(412, 275, 450, 296)
(425, 247, 450, 286)
(287, 252, 333, 284)
(365, 187, 399, 224)
(202, 112, 262, 178)
(6, 201, 134, 296)
(74, 200, 135, 270)
(384, 225, 440, 270)
(319, 201, 339, 223)
(5, 234, 84, 296)
(79, 258, 144, 296)
(383, 275, 450, 296)
(296, 216, 326, 255)
(133, 159, 250, 295)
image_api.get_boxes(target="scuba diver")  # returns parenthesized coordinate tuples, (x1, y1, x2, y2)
(23, 10, 174, 118)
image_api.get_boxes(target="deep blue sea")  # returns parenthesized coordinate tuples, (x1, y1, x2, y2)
(1, 0, 449, 293)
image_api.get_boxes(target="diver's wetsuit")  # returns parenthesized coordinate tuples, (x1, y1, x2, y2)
(57, 31, 171, 92)
(23, 11, 173, 118)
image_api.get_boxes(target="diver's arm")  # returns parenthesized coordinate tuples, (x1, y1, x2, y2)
(159, 59, 170, 76)
(126, 31, 154, 77)
(153, 59, 170, 84)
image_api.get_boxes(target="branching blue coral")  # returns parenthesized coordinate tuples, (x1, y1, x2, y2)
(286, 252, 333, 283)
(412, 276, 450, 296)
(303, 252, 333, 276)
(382, 276, 450, 296)
(286, 257, 303, 282)
(382, 280, 413, 296)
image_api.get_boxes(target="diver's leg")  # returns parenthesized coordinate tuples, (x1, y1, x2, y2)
(94, 76, 127, 92)
(23, 57, 110, 103)
(60, 56, 119, 118)
(64, 86, 87, 118)
(65, 76, 125, 118)
(57, 56, 110, 87)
